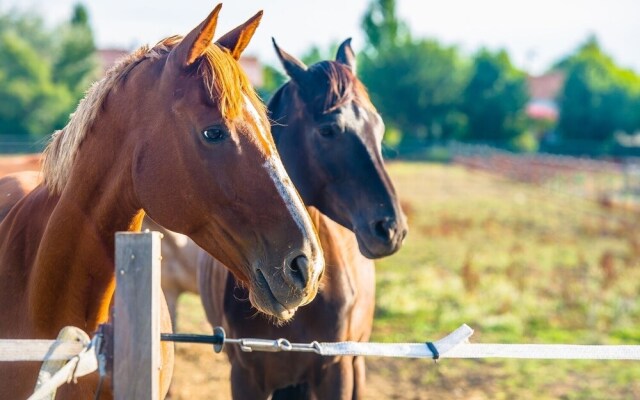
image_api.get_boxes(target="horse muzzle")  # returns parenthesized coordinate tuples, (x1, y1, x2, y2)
(355, 215, 408, 259)
(247, 251, 323, 321)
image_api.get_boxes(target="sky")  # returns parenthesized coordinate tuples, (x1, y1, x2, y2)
(1, 0, 639, 75)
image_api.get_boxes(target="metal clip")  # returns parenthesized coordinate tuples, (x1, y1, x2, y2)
(288, 341, 323, 354)
(238, 338, 293, 352)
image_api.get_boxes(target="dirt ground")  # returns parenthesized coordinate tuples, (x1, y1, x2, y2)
(170, 294, 491, 400)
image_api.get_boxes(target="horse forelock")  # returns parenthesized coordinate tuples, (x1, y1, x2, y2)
(201, 44, 267, 124)
(42, 36, 266, 195)
(306, 61, 375, 116)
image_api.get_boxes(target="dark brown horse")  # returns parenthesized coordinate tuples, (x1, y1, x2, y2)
(0, 6, 324, 399)
(199, 39, 407, 399)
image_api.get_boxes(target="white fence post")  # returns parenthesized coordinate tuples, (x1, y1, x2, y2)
(114, 232, 161, 400)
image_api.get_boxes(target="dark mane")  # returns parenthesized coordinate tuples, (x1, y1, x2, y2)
(303, 61, 374, 116)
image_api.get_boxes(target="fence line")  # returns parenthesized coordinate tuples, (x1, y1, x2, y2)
(2, 231, 640, 400)
(0, 340, 85, 362)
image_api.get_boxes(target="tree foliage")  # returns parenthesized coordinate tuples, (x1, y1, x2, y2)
(359, 0, 469, 148)
(361, 0, 409, 52)
(359, 40, 469, 146)
(0, 4, 99, 137)
(357, 0, 640, 155)
(557, 37, 640, 145)
(53, 4, 100, 99)
(358, 0, 532, 151)
(257, 64, 286, 101)
(461, 49, 529, 143)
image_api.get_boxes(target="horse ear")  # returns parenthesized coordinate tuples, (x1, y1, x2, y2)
(170, 4, 222, 68)
(272, 38, 308, 85)
(216, 10, 263, 60)
(335, 38, 356, 74)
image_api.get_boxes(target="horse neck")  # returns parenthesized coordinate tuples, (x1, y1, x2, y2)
(28, 115, 144, 336)
(307, 208, 363, 302)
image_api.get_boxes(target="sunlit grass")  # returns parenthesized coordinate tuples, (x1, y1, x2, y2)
(166, 161, 640, 399)
(372, 162, 640, 398)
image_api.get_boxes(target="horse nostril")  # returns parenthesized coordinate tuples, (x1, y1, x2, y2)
(290, 257, 301, 272)
(373, 218, 397, 242)
(287, 254, 310, 289)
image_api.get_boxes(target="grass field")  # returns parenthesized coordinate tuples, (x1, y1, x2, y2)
(170, 161, 640, 399)
(371, 162, 640, 399)
(2, 156, 638, 398)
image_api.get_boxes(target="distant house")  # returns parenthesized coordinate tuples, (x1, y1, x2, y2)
(97, 48, 130, 75)
(97, 49, 263, 87)
(525, 71, 565, 121)
(238, 56, 263, 88)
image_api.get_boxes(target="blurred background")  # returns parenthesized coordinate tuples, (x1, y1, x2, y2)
(1, 0, 640, 398)
(1, 0, 640, 156)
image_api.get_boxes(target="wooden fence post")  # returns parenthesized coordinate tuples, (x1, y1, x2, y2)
(114, 232, 161, 400)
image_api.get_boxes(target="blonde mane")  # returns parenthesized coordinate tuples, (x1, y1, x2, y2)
(42, 36, 266, 195)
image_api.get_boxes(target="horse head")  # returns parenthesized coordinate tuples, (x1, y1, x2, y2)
(269, 39, 407, 258)
(114, 7, 323, 320)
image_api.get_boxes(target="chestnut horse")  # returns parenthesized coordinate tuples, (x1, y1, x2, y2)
(0, 6, 324, 399)
(199, 39, 407, 399)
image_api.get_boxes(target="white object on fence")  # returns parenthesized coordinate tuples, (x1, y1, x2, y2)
(442, 343, 640, 360)
(27, 328, 99, 400)
(235, 324, 640, 361)
(0, 339, 85, 362)
(34, 326, 92, 400)
(315, 324, 473, 358)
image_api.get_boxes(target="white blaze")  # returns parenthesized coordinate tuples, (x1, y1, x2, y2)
(262, 157, 312, 237)
(355, 105, 385, 160)
(243, 96, 323, 281)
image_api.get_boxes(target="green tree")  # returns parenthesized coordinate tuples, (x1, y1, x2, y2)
(0, 12, 50, 54)
(361, 0, 409, 53)
(70, 3, 89, 25)
(461, 49, 529, 145)
(299, 42, 340, 66)
(0, 4, 99, 138)
(256, 64, 286, 101)
(556, 37, 640, 147)
(360, 0, 469, 149)
(359, 40, 469, 148)
(0, 19, 73, 137)
(53, 4, 100, 99)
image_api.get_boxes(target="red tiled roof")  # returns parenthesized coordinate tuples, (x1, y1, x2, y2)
(97, 48, 130, 74)
(239, 56, 263, 87)
(527, 71, 565, 100)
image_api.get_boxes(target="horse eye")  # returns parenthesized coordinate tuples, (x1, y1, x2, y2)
(319, 125, 338, 138)
(202, 126, 226, 142)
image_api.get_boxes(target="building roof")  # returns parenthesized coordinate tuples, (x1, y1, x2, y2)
(525, 71, 565, 121)
(527, 71, 565, 101)
(97, 48, 130, 75)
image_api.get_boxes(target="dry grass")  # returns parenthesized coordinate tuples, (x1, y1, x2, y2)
(169, 162, 640, 399)
(4, 156, 639, 399)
